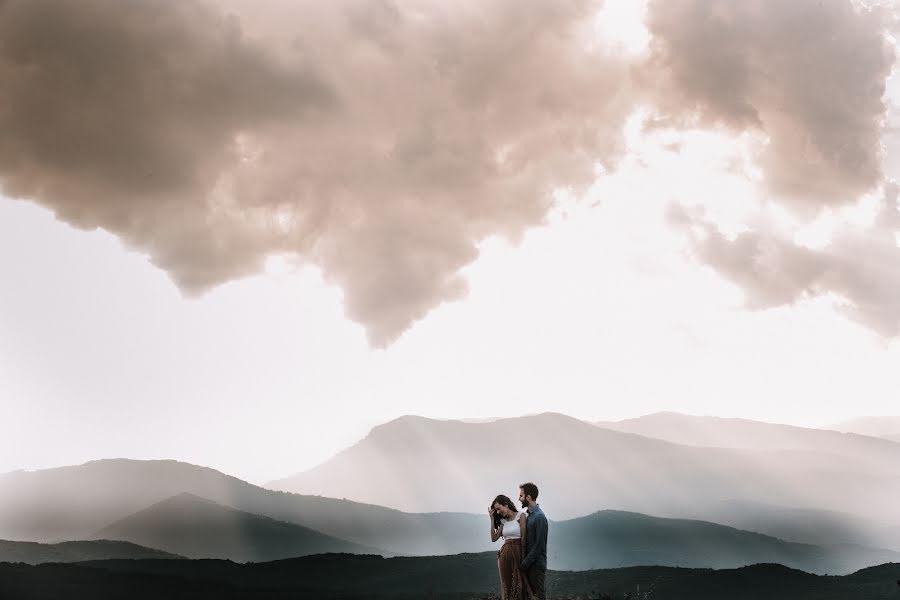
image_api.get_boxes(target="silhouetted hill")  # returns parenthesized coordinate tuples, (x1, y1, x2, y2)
(1, 555, 899, 599)
(0, 539, 183, 564)
(680, 499, 900, 553)
(549, 510, 900, 575)
(268, 413, 900, 521)
(94, 492, 385, 562)
(0, 459, 487, 555)
(595, 413, 900, 473)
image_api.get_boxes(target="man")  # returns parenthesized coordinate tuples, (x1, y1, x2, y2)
(519, 482, 547, 600)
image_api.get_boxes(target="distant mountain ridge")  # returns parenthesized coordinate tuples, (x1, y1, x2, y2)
(550, 510, 900, 575)
(826, 416, 900, 439)
(678, 499, 900, 553)
(268, 412, 900, 521)
(594, 411, 900, 462)
(85, 489, 900, 573)
(0, 539, 183, 564)
(94, 492, 386, 562)
(0, 459, 488, 555)
(4, 459, 898, 572)
(5, 412, 900, 574)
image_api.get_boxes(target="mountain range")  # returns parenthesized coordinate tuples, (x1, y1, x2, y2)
(0, 459, 486, 555)
(679, 499, 900, 553)
(4, 412, 900, 575)
(94, 492, 385, 561)
(0, 539, 182, 564)
(1, 458, 899, 573)
(828, 416, 900, 439)
(596, 412, 900, 462)
(548, 510, 900, 574)
(268, 413, 900, 522)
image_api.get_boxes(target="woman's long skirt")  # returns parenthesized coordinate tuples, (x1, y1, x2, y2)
(498, 539, 532, 600)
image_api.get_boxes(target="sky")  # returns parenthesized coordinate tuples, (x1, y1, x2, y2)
(1, 0, 900, 484)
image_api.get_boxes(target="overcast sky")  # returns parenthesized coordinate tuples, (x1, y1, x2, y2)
(1, 0, 899, 484)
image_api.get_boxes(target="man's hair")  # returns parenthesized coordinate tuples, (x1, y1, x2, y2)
(519, 482, 539, 501)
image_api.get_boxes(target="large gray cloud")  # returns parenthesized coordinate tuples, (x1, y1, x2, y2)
(647, 0, 900, 337)
(0, 0, 334, 285)
(670, 181, 900, 337)
(4, 0, 898, 345)
(0, 0, 634, 346)
(642, 0, 895, 210)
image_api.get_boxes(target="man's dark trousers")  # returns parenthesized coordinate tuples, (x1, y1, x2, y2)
(526, 564, 546, 600)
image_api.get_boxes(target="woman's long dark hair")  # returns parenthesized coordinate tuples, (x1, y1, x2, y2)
(490, 494, 517, 529)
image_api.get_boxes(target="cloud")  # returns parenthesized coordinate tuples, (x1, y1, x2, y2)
(671, 181, 900, 337)
(642, 0, 896, 210)
(0, 0, 635, 346)
(647, 0, 900, 337)
(4, 0, 897, 345)
(0, 0, 334, 284)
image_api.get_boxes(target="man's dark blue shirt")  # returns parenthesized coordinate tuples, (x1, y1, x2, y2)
(522, 504, 548, 570)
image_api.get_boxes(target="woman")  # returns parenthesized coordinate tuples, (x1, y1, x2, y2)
(489, 494, 533, 600)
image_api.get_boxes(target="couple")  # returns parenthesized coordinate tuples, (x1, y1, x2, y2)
(489, 482, 548, 600)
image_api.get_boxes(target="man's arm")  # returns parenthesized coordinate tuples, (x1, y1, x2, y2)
(521, 515, 546, 569)
(519, 513, 527, 552)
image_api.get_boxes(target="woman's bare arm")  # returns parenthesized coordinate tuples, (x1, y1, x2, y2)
(489, 510, 501, 543)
